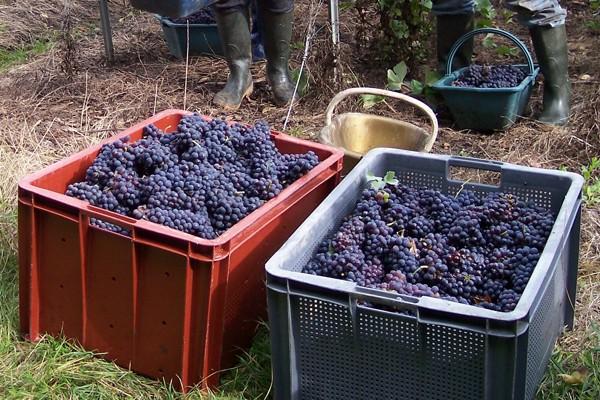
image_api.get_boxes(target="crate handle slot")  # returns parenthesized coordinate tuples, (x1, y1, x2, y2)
(355, 285, 419, 304)
(353, 288, 419, 318)
(323, 87, 439, 152)
(416, 311, 495, 336)
(32, 195, 79, 222)
(83, 205, 137, 228)
(287, 281, 351, 308)
(448, 155, 503, 171)
(447, 156, 503, 187)
(355, 303, 418, 322)
(446, 27, 536, 77)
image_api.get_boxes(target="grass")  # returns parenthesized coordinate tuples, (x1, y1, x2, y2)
(0, 328, 271, 399)
(581, 157, 600, 206)
(538, 325, 600, 400)
(0, 39, 52, 72)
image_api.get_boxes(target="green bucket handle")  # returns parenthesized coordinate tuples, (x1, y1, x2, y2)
(446, 27, 536, 77)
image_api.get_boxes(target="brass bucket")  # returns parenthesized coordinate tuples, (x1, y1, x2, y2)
(319, 88, 438, 175)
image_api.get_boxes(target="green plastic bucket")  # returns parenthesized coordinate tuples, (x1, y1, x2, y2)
(156, 15, 224, 58)
(432, 28, 540, 131)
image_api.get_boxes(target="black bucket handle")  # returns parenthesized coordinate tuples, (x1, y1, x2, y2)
(446, 27, 536, 77)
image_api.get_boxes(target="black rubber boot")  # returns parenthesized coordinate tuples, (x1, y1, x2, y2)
(436, 14, 474, 74)
(529, 25, 570, 125)
(259, 7, 295, 106)
(213, 9, 253, 110)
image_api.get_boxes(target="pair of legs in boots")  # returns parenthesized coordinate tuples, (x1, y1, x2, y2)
(213, 0, 294, 110)
(433, 0, 570, 125)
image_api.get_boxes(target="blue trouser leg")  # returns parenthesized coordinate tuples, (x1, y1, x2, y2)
(504, 0, 566, 27)
(251, 0, 266, 61)
(431, 0, 566, 26)
(431, 0, 474, 15)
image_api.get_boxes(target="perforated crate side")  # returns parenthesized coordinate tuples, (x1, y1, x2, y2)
(278, 291, 490, 400)
(522, 235, 572, 399)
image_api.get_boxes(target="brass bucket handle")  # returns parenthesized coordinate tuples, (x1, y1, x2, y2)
(324, 87, 439, 152)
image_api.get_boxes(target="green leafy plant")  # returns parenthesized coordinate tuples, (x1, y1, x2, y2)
(410, 68, 441, 101)
(587, 19, 600, 32)
(482, 33, 518, 58)
(376, 0, 433, 70)
(588, 0, 600, 32)
(474, 0, 496, 28)
(360, 61, 407, 108)
(495, 44, 519, 57)
(360, 94, 385, 109)
(500, 9, 515, 24)
(387, 61, 407, 91)
(360, 61, 440, 108)
(581, 157, 600, 206)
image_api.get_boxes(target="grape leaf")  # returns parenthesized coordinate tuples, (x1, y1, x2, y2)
(425, 69, 441, 85)
(496, 45, 519, 57)
(387, 61, 408, 91)
(421, 0, 433, 9)
(366, 171, 379, 181)
(384, 171, 399, 185)
(361, 94, 385, 109)
(482, 34, 497, 49)
(370, 180, 386, 190)
(410, 79, 424, 95)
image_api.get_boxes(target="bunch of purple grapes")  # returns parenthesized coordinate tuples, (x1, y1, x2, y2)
(302, 180, 555, 312)
(452, 65, 527, 88)
(66, 114, 319, 239)
(170, 9, 215, 25)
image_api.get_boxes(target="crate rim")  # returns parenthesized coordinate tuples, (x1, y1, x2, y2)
(265, 147, 584, 327)
(18, 109, 344, 250)
(155, 14, 217, 28)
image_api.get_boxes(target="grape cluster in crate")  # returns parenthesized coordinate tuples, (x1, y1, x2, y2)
(303, 172, 556, 312)
(452, 65, 528, 88)
(66, 114, 319, 238)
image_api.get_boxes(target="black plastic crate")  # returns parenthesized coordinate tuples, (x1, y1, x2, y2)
(266, 148, 583, 400)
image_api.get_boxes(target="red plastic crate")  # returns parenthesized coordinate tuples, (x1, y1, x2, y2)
(18, 110, 343, 391)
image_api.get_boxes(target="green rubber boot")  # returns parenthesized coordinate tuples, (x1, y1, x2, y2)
(436, 14, 474, 74)
(259, 7, 295, 106)
(213, 9, 253, 110)
(529, 25, 570, 125)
